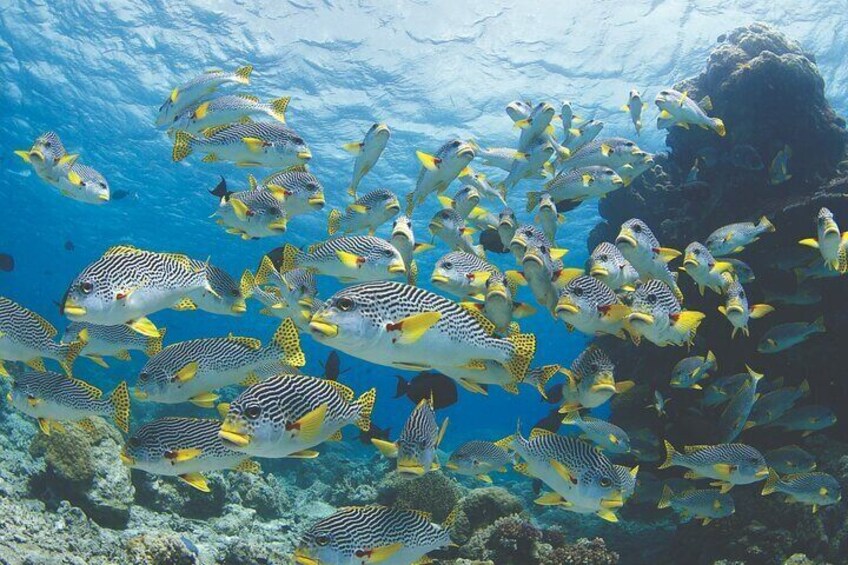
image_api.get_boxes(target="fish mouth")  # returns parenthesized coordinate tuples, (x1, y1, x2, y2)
(397, 462, 427, 476)
(219, 420, 252, 447)
(98, 193, 110, 201)
(823, 223, 840, 237)
(268, 219, 288, 232)
(499, 219, 516, 230)
(522, 252, 544, 268)
(615, 232, 637, 247)
(296, 151, 312, 160)
(600, 497, 624, 509)
(309, 314, 339, 338)
(628, 312, 655, 325)
(428, 220, 443, 234)
(297, 297, 314, 308)
(754, 467, 769, 478)
(29, 150, 45, 162)
(387, 262, 406, 274)
(231, 301, 248, 314)
(611, 175, 625, 185)
(62, 300, 87, 317)
(445, 461, 459, 470)
(431, 274, 449, 284)
(487, 286, 508, 300)
(725, 301, 745, 315)
(133, 389, 149, 401)
(119, 451, 135, 466)
(373, 123, 390, 135)
(457, 146, 475, 158)
(589, 266, 609, 277)
(386, 202, 401, 213)
(293, 549, 319, 565)
(683, 255, 699, 267)
(307, 195, 325, 208)
(555, 301, 580, 315)
(589, 383, 617, 393)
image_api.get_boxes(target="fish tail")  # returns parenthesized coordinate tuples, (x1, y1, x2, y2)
(254, 255, 279, 286)
(172, 131, 195, 162)
(526, 191, 541, 213)
(269, 96, 290, 123)
(657, 485, 674, 509)
(327, 209, 342, 236)
(354, 388, 376, 431)
(504, 332, 536, 382)
(761, 468, 780, 496)
(146, 327, 166, 357)
(280, 244, 302, 273)
(239, 269, 255, 300)
(234, 64, 253, 84)
(758, 215, 775, 233)
(712, 117, 726, 137)
(108, 381, 130, 434)
(270, 318, 305, 367)
(811, 315, 826, 334)
(393, 375, 408, 399)
(346, 184, 358, 199)
(59, 332, 88, 376)
(658, 440, 677, 470)
(533, 364, 559, 398)
(404, 193, 415, 216)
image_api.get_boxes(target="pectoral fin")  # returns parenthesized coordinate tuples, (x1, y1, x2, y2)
(386, 312, 442, 344)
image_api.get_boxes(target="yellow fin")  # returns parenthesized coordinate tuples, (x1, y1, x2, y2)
(179, 473, 210, 492)
(230, 198, 250, 221)
(166, 447, 203, 463)
(242, 137, 266, 152)
(175, 361, 199, 383)
(234, 459, 261, 474)
(336, 250, 364, 269)
(371, 438, 399, 458)
(550, 459, 574, 483)
(656, 247, 682, 262)
(749, 304, 774, 319)
(288, 450, 320, 459)
(347, 203, 368, 214)
(190, 392, 219, 408)
(342, 141, 363, 154)
(292, 404, 327, 442)
(798, 238, 819, 249)
(367, 543, 404, 563)
(387, 312, 442, 344)
(535, 491, 566, 506)
(128, 317, 160, 338)
(416, 151, 440, 171)
(549, 248, 569, 260)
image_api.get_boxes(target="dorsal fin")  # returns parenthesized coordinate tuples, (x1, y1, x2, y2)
(326, 380, 355, 402)
(30, 310, 57, 338)
(282, 164, 308, 174)
(530, 427, 555, 440)
(103, 245, 142, 256)
(683, 444, 711, 454)
(226, 335, 262, 350)
(459, 303, 496, 335)
(71, 376, 103, 399)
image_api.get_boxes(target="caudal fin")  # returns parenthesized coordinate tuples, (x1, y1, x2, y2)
(328, 209, 342, 236)
(172, 131, 195, 162)
(239, 270, 256, 300)
(657, 485, 674, 509)
(254, 255, 280, 286)
(504, 332, 536, 381)
(712, 118, 726, 137)
(758, 215, 775, 233)
(526, 191, 541, 213)
(811, 316, 826, 334)
(60, 333, 88, 376)
(271, 318, 306, 367)
(280, 244, 302, 273)
(108, 381, 130, 433)
(658, 440, 677, 470)
(234, 64, 253, 84)
(761, 468, 780, 496)
(269, 96, 290, 123)
(354, 388, 376, 431)
(393, 375, 408, 398)
(145, 327, 166, 357)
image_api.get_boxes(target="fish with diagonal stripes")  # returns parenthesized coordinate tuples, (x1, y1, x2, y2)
(615, 218, 683, 300)
(279, 237, 406, 283)
(260, 165, 326, 217)
(172, 121, 311, 168)
(371, 397, 448, 476)
(327, 189, 400, 236)
(62, 322, 164, 369)
(155, 65, 253, 127)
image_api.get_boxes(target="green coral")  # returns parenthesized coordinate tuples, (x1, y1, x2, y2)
(376, 471, 463, 522)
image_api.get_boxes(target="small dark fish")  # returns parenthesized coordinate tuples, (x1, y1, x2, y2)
(179, 536, 199, 557)
(264, 246, 286, 271)
(532, 478, 543, 495)
(542, 382, 564, 404)
(359, 423, 391, 446)
(111, 189, 131, 201)
(729, 145, 764, 171)
(209, 176, 234, 200)
(0, 254, 14, 272)
(555, 199, 581, 214)
(64, 241, 75, 251)
(394, 371, 458, 409)
(321, 351, 348, 381)
(478, 228, 509, 254)
(532, 408, 563, 433)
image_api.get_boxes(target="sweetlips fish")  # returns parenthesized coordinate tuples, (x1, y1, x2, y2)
(121, 417, 260, 492)
(389, 215, 433, 286)
(762, 470, 841, 512)
(446, 439, 513, 483)
(172, 122, 311, 168)
(169, 94, 290, 136)
(341, 122, 391, 198)
(62, 322, 164, 369)
(1, 296, 86, 376)
(764, 445, 817, 474)
(428, 208, 485, 258)
(438, 184, 481, 219)
(514, 101, 557, 151)
(655, 88, 726, 136)
(659, 441, 769, 492)
(308, 281, 536, 382)
(458, 167, 507, 206)
(467, 140, 528, 173)
(518, 244, 579, 314)
(561, 412, 631, 454)
(501, 136, 556, 190)
(534, 192, 564, 243)
(558, 344, 633, 412)
(182, 262, 251, 316)
(746, 379, 809, 429)
(555, 275, 631, 339)
(767, 404, 836, 436)
(496, 208, 518, 250)
(669, 351, 717, 390)
(717, 365, 764, 443)
(210, 176, 288, 239)
(798, 207, 848, 271)
(49, 155, 111, 204)
(587, 242, 640, 292)
(406, 139, 475, 215)
(260, 165, 326, 217)
(15, 131, 70, 183)
(615, 218, 683, 301)
(509, 224, 566, 262)
(61, 245, 216, 337)
(558, 100, 582, 133)
(7, 369, 129, 434)
(155, 65, 253, 127)
(219, 374, 376, 458)
(561, 138, 646, 171)
(278, 237, 406, 283)
(294, 505, 453, 565)
(757, 317, 825, 354)
(681, 242, 735, 295)
(254, 255, 318, 310)
(561, 119, 604, 156)
(705, 216, 775, 257)
(478, 268, 536, 332)
(134, 318, 305, 407)
(371, 397, 449, 476)
(621, 89, 648, 135)
(626, 280, 704, 347)
(657, 486, 735, 526)
(328, 188, 400, 237)
(717, 274, 774, 338)
(768, 144, 792, 185)
(430, 251, 498, 299)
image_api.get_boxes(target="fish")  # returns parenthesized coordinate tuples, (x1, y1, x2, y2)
(260, 165, 326, 217)
(438, 184, 481, 219)
(659, 441, 769, 492)
(561, 138, 646, 171)
(746, 379, 809, 429)
(705, 216, 775, 256)
(294, 505, 452, 565)
(555, 275, 631, 339)
(757, 317, 825, 353)
(134, 318, 305, 406)
(14, 131, 70, 184)
(501, 137, 556, 190)
(430, 251, 498, 299)
(64, 241, 75, 251)
(172, 122, 311, 168)
(627, 280, 704, 347)
(342, 123, 391, 197)
(649, 390, 669, 417)
(0, 254, 14, 273)
(618, 152, 655, 187)
(587, 242, 640, 292)
(558, 100, 582, 132)
(121, 417, 260, 492)
(436, 358, 526, 396)
(681, 242, 735, 295)
(308, 281, 536, 383)
(762, 470, 841, 512)
(458, 168, 507, 206)
(211, 176, 288, 239)
(52, 156, 111, 204)
(278, 237, 406, 283)
(248, 283, 313, 330)
(723, 259, 756, 284)
(371, 397, 448, 476)
(561, 413, 631, 453)
(509, 224, 565, 262)
(61, 245, 215, 335)
(669, 351, 717, 390)
(506, 100, 533, 122)
(794, 259, 845, 283)
(728, 144, 764, 171)
(155, 65, 253, 127)
(528, 167, 623, 212)
(702, 373, 750, 408)
(515, 101, 557, 151)
(479, 269, 535, 332)
(657, 486, 735, 526)
(393, 371, 458, 409)
(562, 119, 604, 156)
(406, 139, 475, 215)
(615, 218, 683, 301)
(763, 286, 822, 308)
(764, 445, 817, 475)
(359, 422, 391, 446)
(621, 89, 648, 135)
(510, 424, 628, 522)
(169, 94, 290, 135)
(534, 192, 564, 243)
(768, 144, 792, 185)
(515, 245, 575, 314)
(522, 365, 561, 397)
(428, 209, 484, 258)
(767, 404, 836, 436)
(655, 88, 725, 136)
(558, 344, 633, 412)
(254, 256, 318, 310)
(61, 322, 165, 368)
(0, 296, 86, 377)
(717, 366, 764, 442)
(467, 140, 527, 173)
(798, 207, 848, 271)
(219, 374, 376, 458)
(184, 262, 250, 316)
(7, 370, 129, 434)
(321, 351, 347, 381)
(496, 209, 518, 251)
(327, 188, 400, 236)
(389, 215, 433, 286)
(717, 275, 774, 338)
(446, 439, 513, 483)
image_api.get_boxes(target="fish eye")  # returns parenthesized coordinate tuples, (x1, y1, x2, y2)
(572, 287, 583, 297)
(245, 405, 262, 419)
(336, 297, 355, 311)
(44, 141, 52, 148)
(299, 285, 308, 294)
(693, 248, 701, 255)
(230, 289, 240, 297)
(382, 249, 394, 258)
(598, 254, 608, 262)
(450, 140, 461, 147)
(99, 182, 107, 189)
(308, 183, 318, 192)
(138, 372, 149, 382)
(540, 245, 549, 255)
(127, 437, 139, 448)
(632, 224, 642, 234)
(739, 289, 746, 298)
(442, 261, 453, 270)
(647, 293, 657, 304)
(589, 363, 598, 372)
(600, 477, 612, 487)
(625, 142, 635, 147)
(316, 535, 331, 546)
(293, 137, 305, 144)
(604, 170, 613, 176)
(749, 458, 759, 465)
(80, 281, 94, 294)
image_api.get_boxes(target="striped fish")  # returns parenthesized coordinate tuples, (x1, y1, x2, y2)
(1, 296, 85, 377)
(497, 209, 518, 250)
(327, 189, 400, 236)
(14, 131, 69, 184)
(555, 275, 630, 338)
(172, 122, 311, 168)
(389, 215, 433, 286)
(681, 241, 734, 296)
(134, 318, 305, 406)
(371, 398, 448, 476)
(467, 140, 529, 174)
(218, 374, 375, 458)
(587, 242, 640, 292)
(615, 218, 683, 300)
(51, 157, 110, 204)
(212, 176, 288, 239)
(509, 224, 566, 262)
(627, 280, 704, 347)
(537, 166, 623, 205)
(242, 268, 315, 332)
(406, 139, 475, 215)
(430, 251, 499, 299)
(170, 94, 290, 135)
(7, 370, 129, 434)
(121, 417, 259, 492)
(561, 138, 645, 171)
(428, 209, 484, 258)
(309, 281, 536, 382)
(561, 119, 603, 156)
(717, 366, 764, 442)
(615, 464, 639, 501)
(509, 423, 626, 522)
(155, 65, 253, 127)
(279, 237, 406, 283)
(446, 439, 513, 483)
(559, 344, 633, 412)
(182, 261, 250, 316)
(659, 441, 769, 492)
(341, 123, 391, 198)
(254, 256, 318, 309)
(717, 275, 773, 338)
(520, 244, 578, 313)
(294, 505, 452, 565)
(438, 184, 481, 218)
(260, 165, 326, 217)
(62, 322, 165, 368)
(501, 136, 555, 190)
(561, 413, 631, 453)
(62, 245, 215, 336)
(762, 470, 841, 512)
(657, 486, 735, 525)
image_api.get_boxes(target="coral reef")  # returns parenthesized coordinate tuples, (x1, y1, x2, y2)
(376, 470, 464, 523)
(126, 532, 198, 565)
(449, 486, 525, 545)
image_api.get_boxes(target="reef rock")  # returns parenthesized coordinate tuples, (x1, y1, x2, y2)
(376, 471, 463, 523)
(126, 532, 198, 565)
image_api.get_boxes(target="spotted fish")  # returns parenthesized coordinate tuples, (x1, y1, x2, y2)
(371, 397, 448, 476)
(627, 280, 704, 347)
(616, 219, 683, 300)
(587, 242, 639, 291)
(682, 242, 735, 296)
(62, 322, 164, 368)
(717, 275, 773, 338)
(798, 207, 848, 271)
(14, 131, 70, 184)
(559, 345, 633, 412)
(555, 275, 631, 338)
(430, 251, 499, 299)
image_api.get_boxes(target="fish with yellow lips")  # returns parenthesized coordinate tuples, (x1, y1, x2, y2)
(278, 237, 407, 283)
(342, 123, 391, 197)
(681, 242, 735, 295)
(558, 344, 633, 413)
(555, 276, 631, 339)
(626, 280, 704, 347)
(371, 397, 448, 476)
(615, 218, 683, 302)
(717, 274, 774, 338)
(406, 139, 475, 215)
(798, 207, 848, 272)
(327, 188, 400, 236)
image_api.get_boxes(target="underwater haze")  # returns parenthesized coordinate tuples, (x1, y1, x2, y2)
(2, 1, 848, 564)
